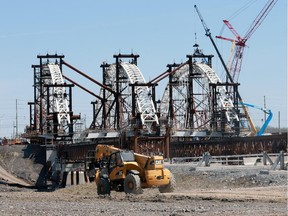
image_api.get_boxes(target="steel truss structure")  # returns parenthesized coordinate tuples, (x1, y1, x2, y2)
(27, 54, 79, 142)
(24, 50, 285, 188)
(26, 51, 253, 156)
(159, 48, 241, 138)
(91, 54, 159, 135)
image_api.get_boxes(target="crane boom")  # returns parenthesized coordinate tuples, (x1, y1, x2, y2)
(223, 20, 242, 42)
(194, 5, 234, 84)
(216, 0, 278, 82)
(194, 5, 210, 36)
(194, 5, 260, 137)
(244, 0, 278, 40)
(240, 102, 273, 136)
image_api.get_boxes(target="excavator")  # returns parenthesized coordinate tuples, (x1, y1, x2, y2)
(94, 144, 175, 195)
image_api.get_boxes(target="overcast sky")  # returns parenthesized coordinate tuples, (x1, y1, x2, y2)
(0, 0, 286, 138)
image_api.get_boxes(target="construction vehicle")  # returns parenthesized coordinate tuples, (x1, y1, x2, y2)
(94, 144, 175, 195)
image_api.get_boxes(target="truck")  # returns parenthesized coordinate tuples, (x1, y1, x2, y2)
(94, 144, 175, 195)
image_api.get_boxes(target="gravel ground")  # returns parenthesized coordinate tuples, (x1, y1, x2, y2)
(0, 183, 287, 216)
(0, 145, 287, 216)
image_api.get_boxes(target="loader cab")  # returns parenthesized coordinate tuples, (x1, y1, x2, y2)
(108, 150, 135, 173)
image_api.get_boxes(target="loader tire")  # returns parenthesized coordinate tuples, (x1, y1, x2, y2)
(97, 178, 110, 195)
(124, 174, 142, 194)
(159, 172, 176, 193)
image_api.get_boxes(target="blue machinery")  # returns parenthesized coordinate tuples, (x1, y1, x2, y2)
(240, 102, 273, 136)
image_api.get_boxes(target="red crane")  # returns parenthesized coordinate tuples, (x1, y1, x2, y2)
(216, 0, 278, 83)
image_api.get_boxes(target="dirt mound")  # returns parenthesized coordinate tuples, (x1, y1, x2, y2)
(0, 145, 45, 186)
(166, 164, 287, 190)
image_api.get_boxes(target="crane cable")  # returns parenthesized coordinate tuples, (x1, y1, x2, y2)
(218, 0, 259, 37)
(228, 0, 259, 21)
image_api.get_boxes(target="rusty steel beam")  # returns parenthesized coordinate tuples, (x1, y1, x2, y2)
(56, 133, 287, 161)
(170, 133, 287, 157)
(149, 61, 188, 85)
(62, 74, 103, 101)
(62, 60, 115, 94)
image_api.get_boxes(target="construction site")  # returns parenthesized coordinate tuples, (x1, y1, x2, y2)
(0, 1, 287, 215)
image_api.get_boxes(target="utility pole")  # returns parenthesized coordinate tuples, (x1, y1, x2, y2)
(264, 96, 267, 123)
(16, 99, 18, 138)
(263, 96, 267, 133)
(12, 121, 15, 139)
(278, 111, 281, 134)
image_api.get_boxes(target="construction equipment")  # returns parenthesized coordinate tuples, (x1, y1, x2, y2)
(216, 0, 278, 82)
(240, 102, 273, 136)
(194, 5, 260, 136)
(94, 144, 175, 195)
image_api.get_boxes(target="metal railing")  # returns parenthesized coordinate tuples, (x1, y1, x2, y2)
(171, 151, 287, 170)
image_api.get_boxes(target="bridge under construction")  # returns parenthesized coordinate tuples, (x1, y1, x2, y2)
(21, 1, 286, 184)
(19, 45, 286, 187)
(24, 50, 286, 152)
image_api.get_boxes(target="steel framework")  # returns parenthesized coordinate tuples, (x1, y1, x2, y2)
(26, 52, 254, 157)
(159, 48, 241, 137)
(27, 54, 79, 142)
(92, 54, 159, 135)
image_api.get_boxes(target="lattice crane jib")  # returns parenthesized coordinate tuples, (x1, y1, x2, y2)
(216, 0, 278, 83)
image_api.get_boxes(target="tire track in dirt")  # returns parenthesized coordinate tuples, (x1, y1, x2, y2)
(158, 186, 287, 203)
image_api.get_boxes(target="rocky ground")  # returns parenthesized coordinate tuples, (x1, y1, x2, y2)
(0, 145, 287, 216)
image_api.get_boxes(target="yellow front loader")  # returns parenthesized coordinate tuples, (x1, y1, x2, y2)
(94, 144, 175, 195)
